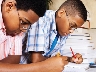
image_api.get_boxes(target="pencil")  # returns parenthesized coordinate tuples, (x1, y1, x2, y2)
(70, 47, 76, 58)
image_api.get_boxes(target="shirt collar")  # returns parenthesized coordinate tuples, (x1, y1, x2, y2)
(51, 10, 57, 33)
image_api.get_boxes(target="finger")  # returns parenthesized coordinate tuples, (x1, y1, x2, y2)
(75, 57, 83, 64)
(60, 56, 69, 65)
(63, 61, 69, 69)
(61, 56, 68, 61)
(64, 61, 69, 65)
(71, 57, 79, 63)
(75, 53, 82, 58)
(71, 57, 76, 62)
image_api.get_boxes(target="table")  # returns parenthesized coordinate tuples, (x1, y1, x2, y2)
(87, 68, 96, 72)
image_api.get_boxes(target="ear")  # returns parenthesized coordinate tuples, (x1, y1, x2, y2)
(57, 9, 66, 18)
(5, 1, 16, 13)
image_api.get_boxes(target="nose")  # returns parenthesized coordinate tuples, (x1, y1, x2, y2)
(20, 25, 30, 32)
(69, 29, 74, 33)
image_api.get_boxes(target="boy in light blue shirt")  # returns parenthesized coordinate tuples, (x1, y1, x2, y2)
(25, 0, 87, 64)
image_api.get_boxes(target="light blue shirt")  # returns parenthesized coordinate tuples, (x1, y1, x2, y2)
(26, 10, 68, 57)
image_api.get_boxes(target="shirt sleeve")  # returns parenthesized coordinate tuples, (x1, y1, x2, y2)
(26, 18, 45, 52)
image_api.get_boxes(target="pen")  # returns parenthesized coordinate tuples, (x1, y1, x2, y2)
(70, 47, 76, 58)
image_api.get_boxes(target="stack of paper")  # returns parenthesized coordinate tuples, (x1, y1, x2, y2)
(61, 28, 96, 72)
(62, 28, 96, 60)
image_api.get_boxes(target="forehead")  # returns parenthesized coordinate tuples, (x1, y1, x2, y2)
(69, 15, 84, 27)
(18, 10, 39, 24)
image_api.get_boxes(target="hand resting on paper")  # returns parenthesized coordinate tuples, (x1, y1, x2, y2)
(70, 53, 83, 64)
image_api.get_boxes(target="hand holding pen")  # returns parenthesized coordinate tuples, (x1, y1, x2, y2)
(70, 47, 83, 64)
(55, 47, 83, 64)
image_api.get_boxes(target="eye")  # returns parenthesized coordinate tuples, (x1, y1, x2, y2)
(69, 23, 74, 28)
(20, 19, 28, 25)
(69, 23, 77, 28)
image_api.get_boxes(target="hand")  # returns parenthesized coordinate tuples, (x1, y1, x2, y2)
(70, 53, 83, 64)
(43, 56, 68, 72)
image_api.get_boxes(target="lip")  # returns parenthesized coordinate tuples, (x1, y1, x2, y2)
(60, 33, 67, 36)
(64, 33, 67, 36)
(6, 31, 20, 36)
(6, 33, 15, 36)
(14, 32, 20, 35)
(64, 32, 70, 36)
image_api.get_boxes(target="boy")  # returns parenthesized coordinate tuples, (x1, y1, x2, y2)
(0, 0, 46, 63)
(0, 0, 68, 72)
(26, 0, 87, 64)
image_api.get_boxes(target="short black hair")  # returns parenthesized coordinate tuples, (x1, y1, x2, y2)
(15, 0, 47, 17)
(59, 0, 87, 21)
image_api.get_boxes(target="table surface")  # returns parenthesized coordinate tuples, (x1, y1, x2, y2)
(87, 68, 96, 72)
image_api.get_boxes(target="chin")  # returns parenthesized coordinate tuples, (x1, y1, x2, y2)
(6, 29, 21, 36)
(6, 33, 15, 36)
(63, 33, 69, 36)
(6, 32, 20, 37)
(59, 33, 65, 36)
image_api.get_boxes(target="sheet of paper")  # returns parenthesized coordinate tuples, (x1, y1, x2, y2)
(62, 62, 89, 72)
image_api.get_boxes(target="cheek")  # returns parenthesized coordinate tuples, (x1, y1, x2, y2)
(5, 21, 19, 33)
(63, 23, 69, 31)
(3, 16, 19, 32)
(59, 19, 69, 32)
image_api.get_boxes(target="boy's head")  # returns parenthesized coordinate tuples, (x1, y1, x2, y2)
(55, 0, 87, 36)
(1, 0, 46, 36)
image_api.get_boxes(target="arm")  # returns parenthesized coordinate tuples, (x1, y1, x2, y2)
(30, 51, 48, 63)
(0, 62, 44, 72)
(0, 56, 68, 72)
(26, 19, 46, 63)
(30, 51, 72, 63)
(0, 55, 21, 64)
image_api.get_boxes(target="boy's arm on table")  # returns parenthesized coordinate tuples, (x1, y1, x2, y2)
(30, 51, 48, 63)
(30, 51, 83, 64)
(0, 55, 21, 64)
(0, 56, 68, 72)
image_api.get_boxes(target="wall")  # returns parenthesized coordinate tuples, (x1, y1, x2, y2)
(49, 0, 96, 28)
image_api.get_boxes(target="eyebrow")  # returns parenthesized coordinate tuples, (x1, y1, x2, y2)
(72, 22, 78, 28)
(24, 18, 32, 25)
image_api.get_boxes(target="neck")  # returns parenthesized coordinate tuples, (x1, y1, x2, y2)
(55, 11, 59, 32)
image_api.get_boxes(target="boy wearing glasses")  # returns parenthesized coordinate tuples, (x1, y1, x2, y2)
(26, 0, 87, 65)
(0, 0, 68, 72)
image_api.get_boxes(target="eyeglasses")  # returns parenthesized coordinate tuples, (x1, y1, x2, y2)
(69, 22, 77, 31)
(65, 11, 77, 31)
(17, 11, 32, 32)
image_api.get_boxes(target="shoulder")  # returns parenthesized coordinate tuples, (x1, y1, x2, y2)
(44, 10, 55, 17)
(40, 10, 55, 23)
(36, 10, 54, 23)
(31, 10, 55, 28)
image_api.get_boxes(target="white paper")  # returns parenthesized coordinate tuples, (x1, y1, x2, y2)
(62, 63, 89, 72)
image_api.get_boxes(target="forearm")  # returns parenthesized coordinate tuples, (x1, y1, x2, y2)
(0, 62, 47, 72)
(0, 55, 21, 64)
(32, 55, 48, 63)
(31, 51, 49, 63)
